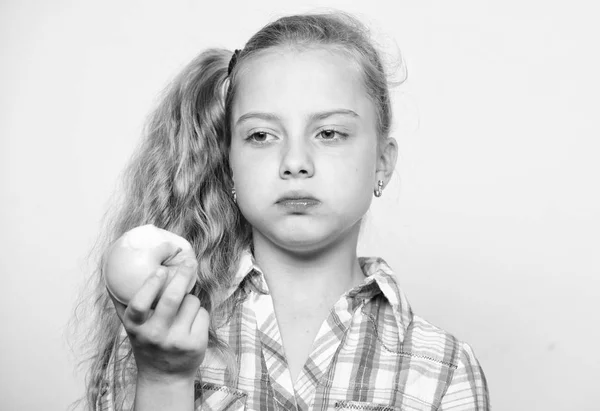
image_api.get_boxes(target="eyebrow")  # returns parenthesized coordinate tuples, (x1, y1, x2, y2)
(234, 109, 359, 127)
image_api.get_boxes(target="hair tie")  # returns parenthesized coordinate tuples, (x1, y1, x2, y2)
(228, 49, 241, 76)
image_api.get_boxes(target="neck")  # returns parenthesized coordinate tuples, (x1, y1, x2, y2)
(251, 223, 365, 310)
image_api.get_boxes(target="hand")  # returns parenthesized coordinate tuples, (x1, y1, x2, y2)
(109, 263, 209, 382)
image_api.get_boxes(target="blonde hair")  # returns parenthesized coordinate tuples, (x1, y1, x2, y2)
(70, 11, 398, 410)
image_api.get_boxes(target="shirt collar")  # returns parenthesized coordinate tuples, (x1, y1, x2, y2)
(224, 250, 413, 342)
(355, 256, 414, 343)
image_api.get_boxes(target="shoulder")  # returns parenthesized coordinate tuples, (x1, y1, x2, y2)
(358, 256, 482, 371)
(404, 316, 490, 409)
(403, 314, 464, 369)
(399, 315, 490, 409)
(358, 255, 465, 368)
(406, 313, 488, 376)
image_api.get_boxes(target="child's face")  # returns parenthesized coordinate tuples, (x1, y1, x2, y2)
(229, 48, 382, 254)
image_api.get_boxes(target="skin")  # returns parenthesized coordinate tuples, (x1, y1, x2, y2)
(229, 47, 398, 381)
(230, 47, 397, 271)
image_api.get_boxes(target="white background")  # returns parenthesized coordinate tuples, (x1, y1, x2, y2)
(1, 1, 599, 410)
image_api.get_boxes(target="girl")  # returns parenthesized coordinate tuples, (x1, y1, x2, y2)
(81, 11, 489, 411)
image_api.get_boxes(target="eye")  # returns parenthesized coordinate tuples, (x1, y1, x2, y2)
(246, 131, 277, 144)
(318, 129, 337, 139)
(316, 128, 349, 141)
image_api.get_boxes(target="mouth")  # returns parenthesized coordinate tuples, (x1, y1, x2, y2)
(276, 193, 320, 210)
(277, 198, 320, 205)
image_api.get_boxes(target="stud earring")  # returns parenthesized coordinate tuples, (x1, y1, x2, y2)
(231, 187, 237, 203)
(374, 180, 384, 197)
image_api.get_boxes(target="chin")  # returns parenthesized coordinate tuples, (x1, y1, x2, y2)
(259, 225, 347, 256)
(277, 239, 334, 257)
(246, 208, 363, 254)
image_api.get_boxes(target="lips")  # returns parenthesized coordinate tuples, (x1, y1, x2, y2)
(275, 191, 319, 204)
(276, 191, 321, 210)
(278, 198, 320, 206)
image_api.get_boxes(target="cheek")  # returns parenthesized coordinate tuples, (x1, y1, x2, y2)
(230, 149, 273, 195)
(328, 147, 377, 199)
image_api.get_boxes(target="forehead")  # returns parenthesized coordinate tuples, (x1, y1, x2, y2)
(232, 47, 375, 121)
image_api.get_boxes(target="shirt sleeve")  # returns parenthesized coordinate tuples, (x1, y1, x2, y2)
(96, 327, 137, 411)
(438, 341, 490, 410)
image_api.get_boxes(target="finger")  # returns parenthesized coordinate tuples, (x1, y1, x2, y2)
(125, 267, 168, 325)
(151, 266, 194, 326)
(170, 294, 201, 333)
(190, 306, 210, 345)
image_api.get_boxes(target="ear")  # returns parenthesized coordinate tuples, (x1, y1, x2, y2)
(375, 137, 398, 187)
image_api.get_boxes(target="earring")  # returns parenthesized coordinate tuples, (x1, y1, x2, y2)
(231, 187, 237, 203)
(374, 180, 384, 197)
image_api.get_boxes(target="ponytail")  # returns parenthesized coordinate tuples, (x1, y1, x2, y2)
(72, 48, 252, 410)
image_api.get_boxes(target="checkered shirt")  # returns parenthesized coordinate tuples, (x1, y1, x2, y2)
(98, 252, 490, 410)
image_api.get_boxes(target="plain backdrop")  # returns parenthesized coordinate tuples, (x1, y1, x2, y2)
(1, 1, 599, 410)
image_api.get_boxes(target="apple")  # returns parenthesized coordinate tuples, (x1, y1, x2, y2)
(103, 224, 199, 305)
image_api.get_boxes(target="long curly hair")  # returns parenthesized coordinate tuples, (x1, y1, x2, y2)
(69, 11, 401, 410)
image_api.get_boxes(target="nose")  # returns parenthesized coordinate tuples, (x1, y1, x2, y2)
(279, 138, 314, 179)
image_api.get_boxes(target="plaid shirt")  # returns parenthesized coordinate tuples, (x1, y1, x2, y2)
(98, 252, 490, 410)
